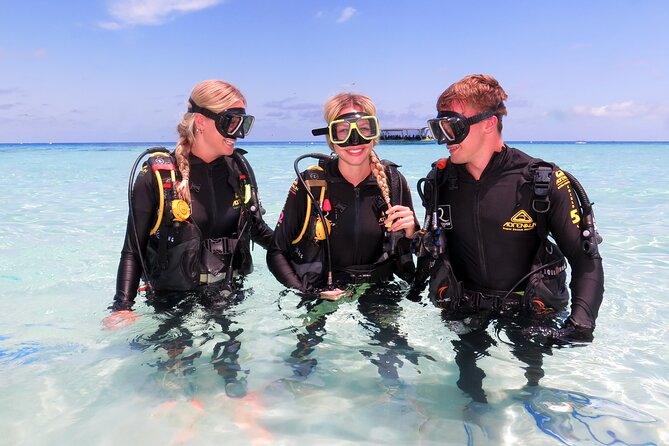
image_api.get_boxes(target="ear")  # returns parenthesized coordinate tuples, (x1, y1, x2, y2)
(194, 114, 205, 129)
(483, 115, 498, 134)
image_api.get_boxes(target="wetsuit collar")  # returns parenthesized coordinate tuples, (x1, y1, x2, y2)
(328, 158, 378, 187)
(458, 145, 509, 181)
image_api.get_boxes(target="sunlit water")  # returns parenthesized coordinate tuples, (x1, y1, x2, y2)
(1, 141, 667, 445)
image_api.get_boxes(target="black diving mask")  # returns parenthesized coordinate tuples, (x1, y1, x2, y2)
(427, 109, 495, 145)
(189, 98, 255, 139)
(312, 112, 380, 147)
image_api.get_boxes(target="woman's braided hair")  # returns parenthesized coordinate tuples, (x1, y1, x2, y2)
(174, 80, 246, 205)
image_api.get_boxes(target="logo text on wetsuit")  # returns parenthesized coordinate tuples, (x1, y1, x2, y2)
(502, 210, 536, 231)
(232, 193, 241, 208)
(437, 205, 453, 229)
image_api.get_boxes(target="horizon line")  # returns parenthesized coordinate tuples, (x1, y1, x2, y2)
(2, 139, 669, 145)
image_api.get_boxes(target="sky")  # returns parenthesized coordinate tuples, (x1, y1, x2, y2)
(1, 0, 668, 143)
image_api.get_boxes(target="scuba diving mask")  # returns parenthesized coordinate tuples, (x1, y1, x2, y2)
(312, 112, 380, 147)
(427, 109, 495, 145)
(188, 98, 255, 139)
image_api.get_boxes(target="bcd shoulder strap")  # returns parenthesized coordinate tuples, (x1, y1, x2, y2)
(227, 148, 266, 223)
(291, 164, 328, 245)
(526, 158, 556, 241)
(380, 159, 403, 205)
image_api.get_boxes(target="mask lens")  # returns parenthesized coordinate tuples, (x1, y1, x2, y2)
(225, 115, 243, 135)
(355, 117, 378, 138)
(240, 115, 254, 136)
(331, 120, 352, 143)
(439, 120, 458, 141)
(427, 119, 443, 140)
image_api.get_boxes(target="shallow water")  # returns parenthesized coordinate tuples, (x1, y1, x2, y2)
(1, 141, 668, 445)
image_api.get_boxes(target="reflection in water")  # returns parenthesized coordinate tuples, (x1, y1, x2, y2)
(443, 309, 557, 404)
(130, 282, 249, 399)
(285, 282, 435, 385)
(357, 283, 436, 386)
(523, 386, 659, 446)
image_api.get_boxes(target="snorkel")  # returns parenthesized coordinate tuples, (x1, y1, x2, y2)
(293, 153, 336, 290)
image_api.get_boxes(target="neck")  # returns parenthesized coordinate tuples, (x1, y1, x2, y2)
(466, 139, 505, 180)
(338, 161, 372, 186)
(191, 143, 222, 164)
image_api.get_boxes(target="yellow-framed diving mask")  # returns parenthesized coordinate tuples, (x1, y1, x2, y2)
(312, 112, 380, 146)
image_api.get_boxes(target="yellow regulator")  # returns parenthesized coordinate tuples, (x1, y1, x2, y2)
(171, 199, 191, 222)
(314, 217, 331, 241)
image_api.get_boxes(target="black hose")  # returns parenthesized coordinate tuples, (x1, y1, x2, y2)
(128, 146, 170, 292)
(293, 153, 335, 289)
(563, 170, 602, 256)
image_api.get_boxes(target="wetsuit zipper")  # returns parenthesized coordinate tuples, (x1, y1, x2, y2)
(354, 187, 360, 263)
(474, 181, 488, 281)
(207, 164, 217, 236)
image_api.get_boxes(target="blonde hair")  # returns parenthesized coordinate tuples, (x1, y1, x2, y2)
(437, 74, 508, 133)
(322, 93, 391, 205)
(174, 80, 247, 204)
(369, 149, 391, 206)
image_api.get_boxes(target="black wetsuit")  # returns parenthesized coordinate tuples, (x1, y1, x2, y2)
(113, 152, 273, 311)
(429, 145, 604, 330)
(267, 158, 415, 293)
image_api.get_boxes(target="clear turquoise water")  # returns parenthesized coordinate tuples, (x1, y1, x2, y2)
(1, 141, 667, 445)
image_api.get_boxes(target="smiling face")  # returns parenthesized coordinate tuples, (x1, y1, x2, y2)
(192, 99, 245, 161)
(331, 105, 375, 171)
(439, 100, 503, 180)
(440, 101, 489, 165)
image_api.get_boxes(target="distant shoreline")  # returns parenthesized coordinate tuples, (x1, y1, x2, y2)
(1, 140, 668, 146)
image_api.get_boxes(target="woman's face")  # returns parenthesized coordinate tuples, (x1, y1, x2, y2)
(194, 99, 245, 161)
(331, 105, 374, 170)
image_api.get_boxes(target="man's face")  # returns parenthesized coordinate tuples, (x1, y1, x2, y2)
(440, 101, 489, 165)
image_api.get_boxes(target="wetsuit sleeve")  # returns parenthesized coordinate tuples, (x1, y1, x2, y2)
(111, 166, 157, 311)
(266, 178, 313, 292)
(393, 172, 417, 282)
(244, 158, 274, 249)
(548, 170, 604, 331)
(400, 172, 420, 231)
(250, 220, 274, 250)
(410, 167, 438, 293)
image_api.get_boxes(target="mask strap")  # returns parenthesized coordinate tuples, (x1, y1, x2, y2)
(465, 110, 495, 126)
(188, 98, 219, 122)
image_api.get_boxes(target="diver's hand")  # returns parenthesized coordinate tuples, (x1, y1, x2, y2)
(319, 288, 346, 301)
(523, 320, 594, 345)
(385, 205, 417, 238)
(103, 310, 139, 330)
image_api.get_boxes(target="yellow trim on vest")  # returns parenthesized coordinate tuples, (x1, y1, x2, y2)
(150, 170, 165, 235)
(291, 165, 328, 244)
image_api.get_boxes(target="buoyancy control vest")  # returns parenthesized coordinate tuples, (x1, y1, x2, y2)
(414, 156, 601, 313)
(133, 147, 265, 292)
(290, 156, 409, 288)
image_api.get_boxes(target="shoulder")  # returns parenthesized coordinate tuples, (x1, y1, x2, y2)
(380, 158, 400, 168)
(230, 148, 250, 169)
(380, 159, 404, 177)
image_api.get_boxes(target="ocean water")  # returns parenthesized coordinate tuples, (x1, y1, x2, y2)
(0, 141, 667, 445)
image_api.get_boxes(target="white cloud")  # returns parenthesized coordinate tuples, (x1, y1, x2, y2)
(337, 7, 357, 23)
(572, 101, 649, 118)
(101, 0, 221, 29)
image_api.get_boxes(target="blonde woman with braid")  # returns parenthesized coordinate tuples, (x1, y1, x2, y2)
(106, 80, 273, 328)
(267, 93, 418, 300)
